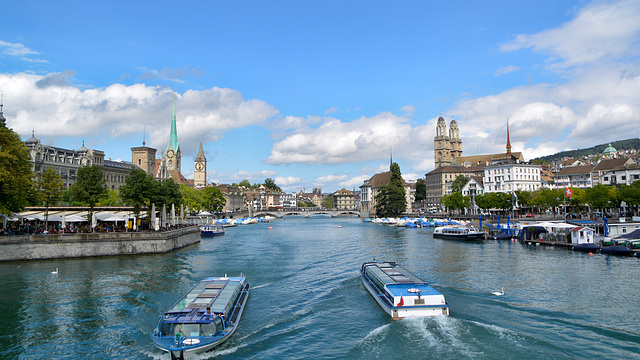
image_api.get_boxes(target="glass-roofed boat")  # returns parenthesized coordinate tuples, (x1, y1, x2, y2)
(360, 261, 449, 319)
(151, 275, 249, 360)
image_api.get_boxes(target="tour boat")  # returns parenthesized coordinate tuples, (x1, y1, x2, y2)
(151, 275, 249, 360)
(433, 225, 485, 240)
(200, 224, 225, 237)
(360, 261, 449, 319)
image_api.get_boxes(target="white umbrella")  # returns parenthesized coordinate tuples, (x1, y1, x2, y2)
(91, 212, 97, 230)
(150, 203, 156, 231)
(171, 204, 175, 227)
(162, 204, 167, 229)
(180, 204, 184, 225)
(61, 211, 66, 233)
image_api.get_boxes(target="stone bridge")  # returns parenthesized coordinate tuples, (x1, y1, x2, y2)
(253, 209, 362, 218)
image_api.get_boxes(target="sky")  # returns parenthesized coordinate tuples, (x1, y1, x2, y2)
(2, 0, 640, 193)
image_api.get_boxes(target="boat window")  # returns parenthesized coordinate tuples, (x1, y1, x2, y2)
(201, 321, 216, 336)
(215, 317, 224, 333)
(180, 324, 200, 337)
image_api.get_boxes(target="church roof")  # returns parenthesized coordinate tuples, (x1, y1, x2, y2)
(166, 95, 180, 154)
(452, 152, 524, 167)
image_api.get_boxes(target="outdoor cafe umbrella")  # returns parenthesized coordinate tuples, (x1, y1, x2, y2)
(171, 203, 175, 227)
(151, 203, 156, 231)
(162, 204, 166, 229)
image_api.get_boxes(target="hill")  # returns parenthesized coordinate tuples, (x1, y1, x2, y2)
(533, 138, 640, 163)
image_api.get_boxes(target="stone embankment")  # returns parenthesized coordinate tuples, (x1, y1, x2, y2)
(0, 226, 200, 262)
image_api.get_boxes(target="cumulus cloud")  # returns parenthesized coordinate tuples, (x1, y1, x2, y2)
(0, 72, 278, 156)
(275, 175, 301, 186)
(265, 112, 414, 165)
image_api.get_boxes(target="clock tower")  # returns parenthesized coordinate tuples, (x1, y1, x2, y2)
(194, 139, 207, 188)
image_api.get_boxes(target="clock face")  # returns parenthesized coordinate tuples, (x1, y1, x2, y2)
(196, 162, 204, 171)
(167, 150, 174, 157)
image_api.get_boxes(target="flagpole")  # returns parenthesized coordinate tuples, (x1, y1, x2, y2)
(563, 188, 566, 223)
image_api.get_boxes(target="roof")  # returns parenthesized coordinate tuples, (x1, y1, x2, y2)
(592, 158, 634, 171)
(362, 171, 408, 188)
(453, 152, 524, 166)
(557, 165, 594, 175)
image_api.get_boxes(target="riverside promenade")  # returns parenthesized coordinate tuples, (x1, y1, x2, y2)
(0, 226, 200, 262)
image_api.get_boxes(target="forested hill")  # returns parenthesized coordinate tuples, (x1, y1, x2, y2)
(533, 138, 640, 163)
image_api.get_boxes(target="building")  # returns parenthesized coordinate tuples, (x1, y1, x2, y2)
(461, 176, 484, 215)
(599, 163, 640, 186)
(434, 114, 463, 168)
(216, 184, 245, 212)
(424, 165, 484, 209)
(554, 165, 593, 189)
(25, 132, 133, 190)
(360, 171, 412, 215)
(131, 144, 157, 176)
(334, 188, 355, 210)
(483, 160, 542, 193)
(591, 158, 636, 186)
(279, 192, 297, 209)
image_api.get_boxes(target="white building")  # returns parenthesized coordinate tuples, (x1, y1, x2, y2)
(280, 192, 297, 209)
(483, 160, 542, 193)
(599, 164, 640, 186)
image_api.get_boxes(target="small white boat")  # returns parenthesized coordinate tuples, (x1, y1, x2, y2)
(433, 225, 485, 240)
(360, 261, 449, 319)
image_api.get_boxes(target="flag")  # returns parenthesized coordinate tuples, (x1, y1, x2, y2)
(512, 192, 519, 208)
(565, 187, 573, 198)
(398, 295, 404, 307)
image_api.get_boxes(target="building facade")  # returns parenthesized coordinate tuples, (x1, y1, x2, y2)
(334, 188, 355, 210)
(194, 140, 207, 188)
(360, 171, 412, 215)
(483, 160, 542, 193)
(425, 165, 484, 209)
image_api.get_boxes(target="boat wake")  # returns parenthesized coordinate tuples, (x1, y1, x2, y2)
(250, 282, 272, 290)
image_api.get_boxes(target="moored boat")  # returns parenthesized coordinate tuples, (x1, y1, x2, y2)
(433, 225, 485, 240)
(151, 275, 249, 359)
(200, 224, 225, 237)
(360, 261, 449, 319)
(573, 243, 600, 252)
(600, 245, 634, 256)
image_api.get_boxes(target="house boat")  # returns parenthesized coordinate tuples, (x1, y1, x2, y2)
(151, 276, 249, 360)
(360, 261, 449, 319)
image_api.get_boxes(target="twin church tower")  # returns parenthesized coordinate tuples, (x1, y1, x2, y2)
(131, 95, 208, 188)
(434, 114, 462, 168)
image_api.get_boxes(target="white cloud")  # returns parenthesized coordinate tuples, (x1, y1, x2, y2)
(0, 40, 38, 56)
(494, 65, 520, 76)
(0, 72, 278, 156)
(266, 112, 414, 165)
(501, 0, 640, 69)
(275, 176, 301, 186)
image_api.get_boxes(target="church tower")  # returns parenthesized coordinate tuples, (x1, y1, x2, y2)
(194, 139, 207, 188)
(434, 114, 451, 168)
(506, 118, 512, 155)
(449, 116, 463, 160)
(165, 94, 181, 174)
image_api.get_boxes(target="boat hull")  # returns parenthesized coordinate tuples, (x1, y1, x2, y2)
(433, 233, 485, 240)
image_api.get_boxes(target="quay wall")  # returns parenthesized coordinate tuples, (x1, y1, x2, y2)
(0, 226, 200, 262)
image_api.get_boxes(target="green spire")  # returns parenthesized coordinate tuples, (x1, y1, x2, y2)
(167, 93, 180, 154)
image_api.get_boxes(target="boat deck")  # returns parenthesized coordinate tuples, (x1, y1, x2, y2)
(166, 277, 242, 320)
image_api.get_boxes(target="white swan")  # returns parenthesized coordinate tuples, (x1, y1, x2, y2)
(51, 268, 58, 274)
(492, 287, 504, 296)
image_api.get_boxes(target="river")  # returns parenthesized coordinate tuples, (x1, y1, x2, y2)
(1, 217, 638, 359)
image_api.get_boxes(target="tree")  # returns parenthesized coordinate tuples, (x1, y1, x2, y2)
(585, 184, 616, 212)
(152, 179, 182, 208)
(375, 163, 407, 218)
(415, 178, 426, 202)
(99, 188, 124, 206)
(264, 178, 281, 192)
(202, 187, 226, 213)
(180, 184, 205, 213)
(322, 195, 334, 209)
(120, 167, 157, 221)
(440, 192, 470, 214)
(69, 165, 106, 225)
(35, 167, 64, 228)
(450, 175, 468, 194)
(0, 123, 35, 215)
(237, 179, 252, 188)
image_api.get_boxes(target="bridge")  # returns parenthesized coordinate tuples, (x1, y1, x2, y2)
(253, 209, 362, 218)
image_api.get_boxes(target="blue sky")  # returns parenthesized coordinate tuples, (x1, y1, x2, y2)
(2, 0, 640, 193)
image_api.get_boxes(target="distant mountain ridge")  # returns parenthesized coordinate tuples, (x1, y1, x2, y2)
(533, 138, 640, 163)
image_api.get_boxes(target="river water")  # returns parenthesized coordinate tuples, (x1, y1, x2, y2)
(1, 217, 639, 359)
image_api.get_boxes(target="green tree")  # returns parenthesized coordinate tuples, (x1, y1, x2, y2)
(180, 184, 205, 213)
(99, 188, 124, 206)
(585, 184, 616, 212)
(237, 179, 252, 188)
(69, 165, 106, 225)
(440, 192, 470, 214)
(202, 187, 226, 213)
(322, 195, 334, 209)
(152, 179, 182, 208)
(450, 175, 468, 193)
(264, 178, 281, 192)
(35, 167, 64, 228)
(531, 187, 562, 217)
(374, 163, 407, 218)
(415, 178, 426, 202)
(0, 123, 35, 215)
(119, 167, 157, 223)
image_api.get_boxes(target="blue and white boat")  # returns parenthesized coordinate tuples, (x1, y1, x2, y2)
(200, 224, 225, 237)
(433, 225, 485, 240)
(360, 261, 449, 319)
(151, 275, 249, 359)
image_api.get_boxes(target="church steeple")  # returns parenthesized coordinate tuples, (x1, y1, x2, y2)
(167, 93, 180, 154)
(506, 118, 512, 155)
